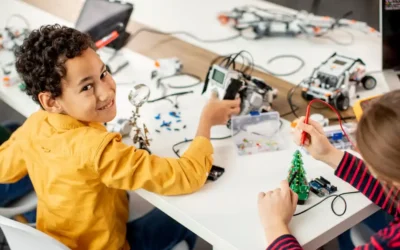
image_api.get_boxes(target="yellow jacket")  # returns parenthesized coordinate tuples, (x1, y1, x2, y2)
(0, 110, 213, 250)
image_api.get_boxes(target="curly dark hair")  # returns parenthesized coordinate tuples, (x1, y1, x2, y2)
(15, 24, 95, 104)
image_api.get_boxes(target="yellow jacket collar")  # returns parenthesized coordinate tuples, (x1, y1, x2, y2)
(44, 110, 107, 131)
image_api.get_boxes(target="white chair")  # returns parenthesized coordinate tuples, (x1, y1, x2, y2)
(0, 192, 188, 250)
(0, 191, 37, 219)
(0, 215, 70, 250)
(350, 223, 375, 247)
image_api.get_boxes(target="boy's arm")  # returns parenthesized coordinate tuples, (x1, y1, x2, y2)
(0, 127, 27, 183)
(335, 152, 397, 216)
(94, 133, 213, 195)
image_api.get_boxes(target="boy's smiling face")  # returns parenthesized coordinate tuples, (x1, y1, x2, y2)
(40, 48, 117, 123)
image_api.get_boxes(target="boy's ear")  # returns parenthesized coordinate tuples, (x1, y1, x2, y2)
(38, 92, 63, 113)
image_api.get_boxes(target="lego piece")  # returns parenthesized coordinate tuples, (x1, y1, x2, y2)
(332, 132, 343, 141)
(183, 125, 186, 129)
(161, 121, 172, 127)
(249, 111, 260, 116)
(169, 111, 180, 118)
(176, 120, 182, 123)
(155, 114, 161, 120)
(174, 128, 180, 131)
(155, 129, 161, 133)
(18, 83, 26, 91)
(166, 127, 171, 131)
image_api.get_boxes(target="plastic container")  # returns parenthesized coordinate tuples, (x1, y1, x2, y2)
(323, 123, 357, 150)
(230, 111, 286, 156)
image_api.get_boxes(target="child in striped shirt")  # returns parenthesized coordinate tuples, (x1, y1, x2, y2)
(258, 90, 400, 250)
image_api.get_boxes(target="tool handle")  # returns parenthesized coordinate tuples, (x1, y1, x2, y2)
(300, 105, 311, 146)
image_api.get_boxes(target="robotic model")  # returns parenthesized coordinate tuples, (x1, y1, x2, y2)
(202, 64, 278, 116)
(300, 53, 377, 111)
(218, 6, 378, 39)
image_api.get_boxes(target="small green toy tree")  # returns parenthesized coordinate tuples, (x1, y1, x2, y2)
(288, 150, 309, 205)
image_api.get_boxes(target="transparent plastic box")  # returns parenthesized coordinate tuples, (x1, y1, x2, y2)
(230, 111, 286, 156)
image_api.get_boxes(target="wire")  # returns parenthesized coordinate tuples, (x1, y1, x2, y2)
(172, 133, 233, 157)
(329, 116, 356, 121)
(292, 99, 360, 217)
(294, 191, 360, 216)
(223, 50, 304, 78)
(5, 14, 30, 30)
(128, 28, 242, 44)
(280, 104, 300, 118)
(286, 80, 306, 118)
(158, 72, 202, 89)
(147, 90, 194, 103)
(303, 99, 357, 149)
(254, 54, 305, 77)
(315, 29, 355, 46)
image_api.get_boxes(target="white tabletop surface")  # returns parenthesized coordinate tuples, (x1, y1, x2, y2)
(128, 0, 390, 103)
(0, 1, 379, 249)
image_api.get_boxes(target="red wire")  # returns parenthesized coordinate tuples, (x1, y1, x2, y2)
(300, 99, 357, 150)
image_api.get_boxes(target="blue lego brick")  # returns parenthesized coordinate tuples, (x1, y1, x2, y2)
(332, 132, 343, 141)
(249, 111, 260, 116)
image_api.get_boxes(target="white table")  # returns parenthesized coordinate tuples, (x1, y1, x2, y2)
(129, 0, 390, 103)
(0, 1, 379, 249)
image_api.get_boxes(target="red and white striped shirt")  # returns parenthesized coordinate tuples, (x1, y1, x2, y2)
(267, 152, 400, 250)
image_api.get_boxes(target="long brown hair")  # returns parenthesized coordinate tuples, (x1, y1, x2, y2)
(356, 90, 400, 214)
(356, 90, 400, 183)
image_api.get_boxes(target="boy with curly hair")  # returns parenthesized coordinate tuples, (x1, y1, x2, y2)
(0, 24, 241, 250)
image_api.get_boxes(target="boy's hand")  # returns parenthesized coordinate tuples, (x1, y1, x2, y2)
(200, 92, 241, 126)
(258, 180, 297, 243)
(196, 93, 241, 139)
(293, 117, 344, 168)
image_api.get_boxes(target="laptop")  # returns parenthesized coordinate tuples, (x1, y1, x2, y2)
(381, 0, 400, 90)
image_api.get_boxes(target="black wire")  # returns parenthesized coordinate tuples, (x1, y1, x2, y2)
(128, 28, 242, 44)
(294, 191, 360, 217)
(147, 90, 194, 103)
(280, 104, 300, 118)
(329, 116, 356, 121)
(222, 51, 304, 78)
(172, 134, 233, 157)
(210, 51, 255, 78)
(157, 72, 202, 89)
(172, 120, 282, 157)
(310, 103, 328, 110)
(253, 55, 305, 77)
(315, 30, 355, 46)
(286, 80, 305, 118)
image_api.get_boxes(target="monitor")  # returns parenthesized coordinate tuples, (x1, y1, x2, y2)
(382, 0, 400, 70)
(262, 0, 380, 30)
(75, 0, 134, 50)
(382, 0, 400, 90)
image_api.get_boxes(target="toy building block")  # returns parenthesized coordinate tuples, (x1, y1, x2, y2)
(288, 150, 310, 205)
